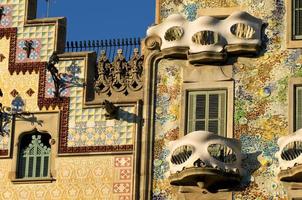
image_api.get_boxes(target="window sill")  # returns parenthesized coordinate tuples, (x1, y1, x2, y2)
(11, 177, 56, 184)
(286, 39, 302, 49)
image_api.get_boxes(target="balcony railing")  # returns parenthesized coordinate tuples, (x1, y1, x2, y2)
(65, 38, 141, 62)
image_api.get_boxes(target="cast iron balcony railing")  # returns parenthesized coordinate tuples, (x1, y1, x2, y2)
(65, 38, 141, 62)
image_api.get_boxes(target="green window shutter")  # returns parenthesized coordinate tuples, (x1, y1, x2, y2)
(293, 0, 302, 39)
(219, 92, 226, 137)
(187, 90, 227, 136)
(17, 134, 51, 179)
(296, 86, 302, 130)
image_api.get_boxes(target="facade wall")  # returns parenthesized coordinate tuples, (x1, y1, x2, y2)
(151, 0, 300, 199)
(0, 1, 138, 199)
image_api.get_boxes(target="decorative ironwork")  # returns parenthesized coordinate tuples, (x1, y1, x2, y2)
(23, 40, 35, 58)
(94, 48, 143, 97)
(46, 52, 85, 98)
(0, 6, 5, 21)
(65, 37, 141, 62)
(0, 91, 31, 136)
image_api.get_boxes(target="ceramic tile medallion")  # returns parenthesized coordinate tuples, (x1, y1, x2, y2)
(15, 39, 41, 63)
(0, 4, 12, 28)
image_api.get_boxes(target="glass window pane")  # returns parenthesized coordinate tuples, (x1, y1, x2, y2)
(195, 121, 205, 131)
(28, 157, 34, 178)
(196, 95, 206, 119)
(43, 157, 49, 177)
(36, 157, 41, 177)
(18, 156, 26, 178)
(209, 94, 219, 119)
(209, 120, 219, 134)
(296, 87, 302, 130)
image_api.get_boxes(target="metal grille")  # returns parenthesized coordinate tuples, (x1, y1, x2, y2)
(65, 38, 141, 62)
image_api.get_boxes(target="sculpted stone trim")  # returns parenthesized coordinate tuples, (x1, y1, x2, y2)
(276, 129, 302, 183)
(188, 51, 226, 64)
(147, 11, 264, 64)
(94, 49, 143, 97)
(86, 49, 144, 105)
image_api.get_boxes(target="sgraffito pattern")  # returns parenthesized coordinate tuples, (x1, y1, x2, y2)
(0, 155, 133, 199)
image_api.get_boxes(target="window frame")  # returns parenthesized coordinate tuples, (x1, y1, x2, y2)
(286, 0, 302, 48)
(289, 78, 302, 133)
(17, 132, 51, 179)
(180, 81, 234, 138)
(11, 111, 59, 183)
(186, 89, 227, 136)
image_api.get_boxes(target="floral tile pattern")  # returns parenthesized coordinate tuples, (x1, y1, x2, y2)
(0, 155, 134, 199)
(0, 4, 12, 28)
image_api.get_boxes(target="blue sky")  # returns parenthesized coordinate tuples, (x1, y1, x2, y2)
(37, 0, 155, 41)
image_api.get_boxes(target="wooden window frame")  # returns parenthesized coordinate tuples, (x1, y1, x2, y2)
(180, 81, 234, 138)
(187, 90, 227, 136)
(289, 78, 302, 133)
(17, 132, 51, 179)
(286, 0, 302, 48)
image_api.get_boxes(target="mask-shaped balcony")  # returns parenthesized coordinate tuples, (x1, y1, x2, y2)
(146, 11, 264, 64)
(166, 131, 243, 193)
(276, 129, 302, 182)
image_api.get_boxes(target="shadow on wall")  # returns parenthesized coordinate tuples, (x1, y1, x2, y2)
(239, 151, 262, 190)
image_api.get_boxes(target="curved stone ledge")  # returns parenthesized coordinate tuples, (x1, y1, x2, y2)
(169, 167, 241, 193)
(146, 11, 264, 64)
(276, 129, 302, 182)
(166, 131, 243, 192)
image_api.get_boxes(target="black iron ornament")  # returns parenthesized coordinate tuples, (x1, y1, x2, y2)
(46, 52, 85, 98)
(0, 89, 31, 136)
(0, 6, 5, 22)
(23, 40, 35, 58)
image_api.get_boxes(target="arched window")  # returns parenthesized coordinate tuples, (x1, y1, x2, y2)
(17, 131, 51, 179)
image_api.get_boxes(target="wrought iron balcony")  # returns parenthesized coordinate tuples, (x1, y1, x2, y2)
(65, 38, 141, 62)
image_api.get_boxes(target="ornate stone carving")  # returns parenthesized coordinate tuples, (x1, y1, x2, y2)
(276, 129, 302, 171)
(94, 48, 143, 97)
(276, 129, 302, 182)
(146, 11, 264, 64)
(167, 131, 243, 192)
(144, 35, 162, 50)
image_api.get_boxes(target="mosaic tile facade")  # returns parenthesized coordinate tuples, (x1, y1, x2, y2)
(151, 0, 301, 199)
(0, 155, 133, 199)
